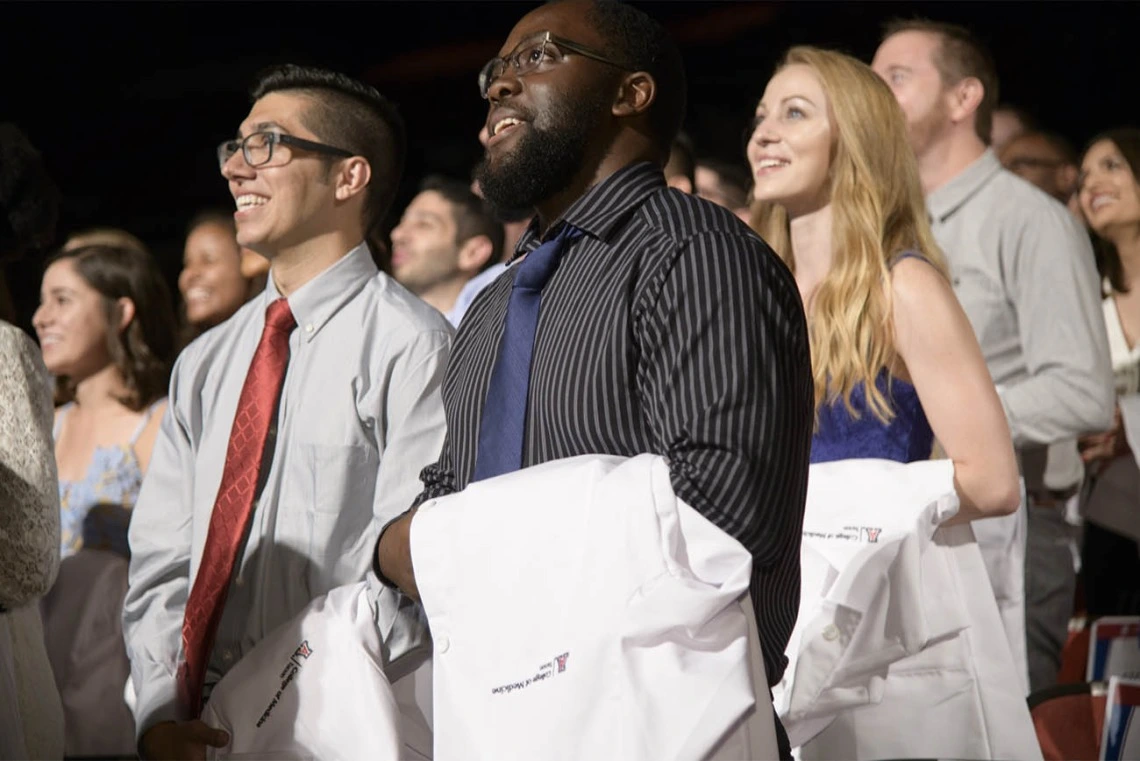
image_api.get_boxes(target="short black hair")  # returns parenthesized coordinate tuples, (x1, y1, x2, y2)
(251, 64, 406, 237)
(0, 122, 60, 264)
(696, 156, 751, 208)
(185, 209, 236, 240)
(883, 19, 998, 144)
(585, 0, 687, 156)
(419, 175, 505, 273)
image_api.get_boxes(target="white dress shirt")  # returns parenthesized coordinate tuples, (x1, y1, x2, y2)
(124, 243, 451, 738)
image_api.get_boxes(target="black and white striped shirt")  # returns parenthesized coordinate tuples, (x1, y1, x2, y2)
(415, 161, 813, 686)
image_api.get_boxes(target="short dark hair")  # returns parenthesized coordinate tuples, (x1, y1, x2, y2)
(251, 64, 406, 238)
(1086, 128, 1140, 296)
(665, 131, 696, 188)
(185, 209, 237, 240)
(419, 175, 505, 273)
(47, 244, 178, 410)
(884, 19, 998, 144)
(0, 122, 60, 264)
(696, 156, 751, 208)
(585, 0, 687, 156)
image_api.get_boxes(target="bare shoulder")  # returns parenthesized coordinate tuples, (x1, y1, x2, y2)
(890, 255, 955, 314)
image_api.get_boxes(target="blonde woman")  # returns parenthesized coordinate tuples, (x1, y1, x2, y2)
(745, 47, 1025, 760)
(747, 46, 1018, 523)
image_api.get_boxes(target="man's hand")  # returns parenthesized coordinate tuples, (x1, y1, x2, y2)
(1080, 405, 1130, 469)
(377, 508, 419, 600)
(139, 720, 229, 760)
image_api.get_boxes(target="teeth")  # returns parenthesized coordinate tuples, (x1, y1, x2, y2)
(758, 159, 788, 169)
(1091, 195, 1116, 210)
(39, 336, 61, 346)
(236, 194, 268, 209)
(492, 117, 523, 136)
(185, 288, 212, 302)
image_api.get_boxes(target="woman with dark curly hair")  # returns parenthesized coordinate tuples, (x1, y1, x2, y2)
(32, 242, 176, 756)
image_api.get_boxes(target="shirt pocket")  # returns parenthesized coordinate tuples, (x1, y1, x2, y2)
(297, 443, 380, 593)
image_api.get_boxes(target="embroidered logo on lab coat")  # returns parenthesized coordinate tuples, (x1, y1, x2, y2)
(255, 639, 314, 728)
(491, 651, 571, 696)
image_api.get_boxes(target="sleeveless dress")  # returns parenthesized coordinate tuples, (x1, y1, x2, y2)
(811, 371, 934, 463)
(41, 399, 161, 757)
(54, 400, 161, 558)
(810, 252, 935, 464)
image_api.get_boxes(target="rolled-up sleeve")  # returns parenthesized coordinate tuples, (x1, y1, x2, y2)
(1000, 207, 1114, 445)
(123, 352, 196, 738)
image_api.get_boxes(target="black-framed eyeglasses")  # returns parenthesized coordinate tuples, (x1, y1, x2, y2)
(478, 30, 630, 99)
(217, 130, 354, 170)
(1006, 157, 1064, 172)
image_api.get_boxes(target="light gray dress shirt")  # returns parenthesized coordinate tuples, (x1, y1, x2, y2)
(123, 243, 451, 737)
(927, 150, 1113, 491)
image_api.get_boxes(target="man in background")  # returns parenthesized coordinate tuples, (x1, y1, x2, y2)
(391, 176, 504, 326)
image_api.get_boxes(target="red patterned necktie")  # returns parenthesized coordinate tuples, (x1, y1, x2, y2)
(177, 297, 296, 716)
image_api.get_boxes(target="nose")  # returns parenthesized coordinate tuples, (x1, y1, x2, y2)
(221, 148, 255, 182)
(486, 69, 522, 104)
(32, 302, 50, 331)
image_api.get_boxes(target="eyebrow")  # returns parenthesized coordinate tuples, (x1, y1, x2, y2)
(235, 121, 289, 138)
(757, 94, 817, 112)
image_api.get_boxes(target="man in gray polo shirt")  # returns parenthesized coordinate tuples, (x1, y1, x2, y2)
(874, 20, 1113, 693)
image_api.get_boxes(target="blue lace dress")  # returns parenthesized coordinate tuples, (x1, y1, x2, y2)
(811, 371, 934, 463)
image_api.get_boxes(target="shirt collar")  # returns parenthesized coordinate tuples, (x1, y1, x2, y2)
(511, 161, 666, 260)
(263, 241, 377, 342)
(927, 149, 1003, 223)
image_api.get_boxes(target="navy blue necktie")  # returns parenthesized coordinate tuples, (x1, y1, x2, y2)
(473, 223, 582, 482)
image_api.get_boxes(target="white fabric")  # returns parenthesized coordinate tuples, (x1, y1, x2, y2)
(201, 580, 432, 760)
(778, 458, 1040, 760)
(410, 454, 777, 761)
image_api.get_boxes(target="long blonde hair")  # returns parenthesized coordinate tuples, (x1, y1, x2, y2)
(749, 46, 947, 422)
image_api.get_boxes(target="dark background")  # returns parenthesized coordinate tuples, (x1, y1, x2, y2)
(3, 1, 1137, 330)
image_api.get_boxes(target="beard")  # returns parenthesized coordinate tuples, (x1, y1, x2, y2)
(476, 87, 612, 215)
(906, 96, 952, 159)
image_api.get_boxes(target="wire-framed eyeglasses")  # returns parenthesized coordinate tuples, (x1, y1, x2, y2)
(478, 31, 631, 99)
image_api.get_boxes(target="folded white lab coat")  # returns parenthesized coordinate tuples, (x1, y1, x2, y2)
(201, 579, 432, 760)
(410, 453, 778, 761)
(777, 458, 1041, 760)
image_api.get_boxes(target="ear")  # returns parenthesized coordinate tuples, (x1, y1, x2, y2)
(612, 71, 656, 118)
(948, 76, 985, 125)
(457, 235, 494, 275)
(115, 297, 136, 333)
(334, 156, 372, 202)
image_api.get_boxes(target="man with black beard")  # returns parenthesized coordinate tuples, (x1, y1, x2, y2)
(376, 1, 812, 756)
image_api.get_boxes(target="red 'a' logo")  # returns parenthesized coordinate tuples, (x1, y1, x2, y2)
(554, 652, 570, 673)
(863, 528, 882, 543)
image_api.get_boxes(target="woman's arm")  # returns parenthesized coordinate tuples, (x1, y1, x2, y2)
(891, 258, 1021, 522)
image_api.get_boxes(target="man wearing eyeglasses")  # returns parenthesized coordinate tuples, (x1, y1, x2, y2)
(124, 64, 450, 760)
(374, 1, 812, 757)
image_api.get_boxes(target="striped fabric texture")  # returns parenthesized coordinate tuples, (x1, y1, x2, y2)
(414, 161, 814, 687)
